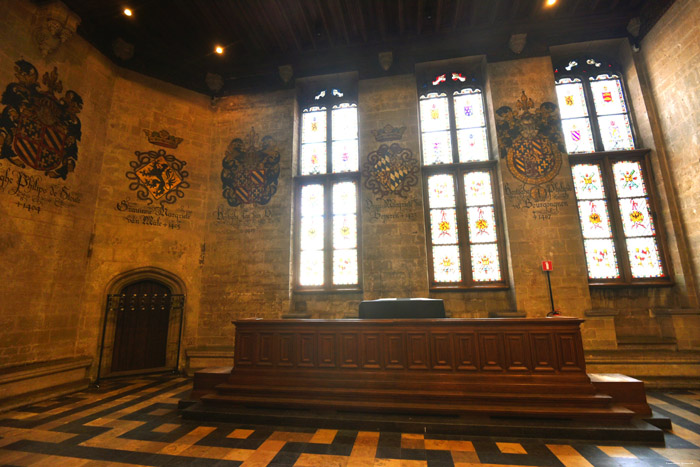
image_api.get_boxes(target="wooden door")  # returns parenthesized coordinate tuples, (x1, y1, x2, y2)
(111, 280, 172, 372)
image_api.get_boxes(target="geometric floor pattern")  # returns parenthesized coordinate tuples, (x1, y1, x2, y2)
(0, 375, 699, 466)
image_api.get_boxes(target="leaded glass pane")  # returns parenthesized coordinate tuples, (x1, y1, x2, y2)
(333, 214, 357, 249)
(332, 181, 357, 215)
(572, 164, 605, 200)
(590, 78, 627, 116)
(331, 140, 358, 173)
(583, 239, 620, 279)
(467, 206, 497, 243)
(626, 237, 664, 278)
(430, 208, 458, 245)
(612, 161, 647, 198)
(333, 249, 358, 285)
(453, 90, 485, 129)
(577, 200, 612, 238)
(619, 197, 655, 237)
(421, 131, 453, 165)
(427, 174, 456, 208)
(561, 118, 595, 154)
(300, 216, 324, 251)
(433, 245, 462, 282)
(464, 172, 493, 206)
(332, 105, 358, 141)
(471, 243, 501, 282)
(301, 110, 326, 144)
(598, 114, 634, 151)
(300, 184, 324, 217)
(457, 128, 489, 162)
(556, 81, 588, 119)
(419, 96, 450, 132)
(300, 143, 326, 175)
(299, 250, 324, 286)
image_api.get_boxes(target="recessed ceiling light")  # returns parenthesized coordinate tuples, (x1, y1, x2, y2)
(215, 45, 224, 55)
(545, 0, 557, 6)
(123, 8, 133, 17)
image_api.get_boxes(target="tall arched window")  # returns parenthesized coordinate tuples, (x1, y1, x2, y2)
(294, 87, 361, 291)
(555, 59, 670, 285)
(419, 73, 506, 289)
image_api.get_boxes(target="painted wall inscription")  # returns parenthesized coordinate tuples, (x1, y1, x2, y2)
(503, 181, 572, 220)
(0, 60, 82, 180)
(221, 127, 280, 207)
(365, 198, 420, 223)
(0, 161, 82, 214)
(115, 198, 191, 230)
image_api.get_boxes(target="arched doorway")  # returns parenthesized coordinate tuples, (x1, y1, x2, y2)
(111, 280, 172, 372)
(98, 268, 186, 379)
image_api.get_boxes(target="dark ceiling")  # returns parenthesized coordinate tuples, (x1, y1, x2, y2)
(53, 0, 674, 96)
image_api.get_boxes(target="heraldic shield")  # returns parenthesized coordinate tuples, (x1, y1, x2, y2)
(221, 128, 281, 207)
(0, 60, 82, 180)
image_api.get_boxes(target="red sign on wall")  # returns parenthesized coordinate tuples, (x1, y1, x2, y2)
(542, 261, 553, 271)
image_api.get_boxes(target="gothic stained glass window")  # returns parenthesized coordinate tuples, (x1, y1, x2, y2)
(557, 60, 669, 285)
(420, 75, 504, 288)
(295, 87, 361, 290)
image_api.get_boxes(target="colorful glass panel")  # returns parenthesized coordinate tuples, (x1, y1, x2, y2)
(332, 181, 357, 215)
(331, 140, 358, 173)
(301, 109, 326, 144)
(453, 90, 485, 129)
(612, 161, 647, 198)
(421, 131, 453, 165)
(626, 237, 664, 278)
(457, 128, 489, 162)
(572, 164, 605, 200)
(598, 114, 634, 151)
(333, 249, 358, 285)
(556, 81, 588, 119)
(333, 214, 357, 249)
(467, 206, 497, 243)
(331, 105, 358, 141)
(619, 197, 655, 237)
(577, 200, 612, 238)
(299, 250, 324, 286)
(432, 245, 462, 283)
(300, 184, 324, 216)
(590, 78, 627, 116)
(419, 96, 450, 132)
(470, 243, 501, 282)
(561, 118, 595, 154)
(300, 143, 326, 175)
(464, 172, 493, 206)
(430, 208, 458, 245)
(427, 174, 456, 208)
(583, 239, 620, 279)
(300, 216, 324, 251)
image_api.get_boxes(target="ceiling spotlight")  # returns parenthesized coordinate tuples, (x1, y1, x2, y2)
(123, 8, 133, 17)
(545, 0, 557, 6)
(215, 45, 224, 55)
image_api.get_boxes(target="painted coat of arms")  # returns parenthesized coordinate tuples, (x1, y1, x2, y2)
(0, 60, 82, 179)
(495, 91, 565, 186)
(221, 127, 280, 207)
(364, 143, 418, 199)
(125, 149, 189, 205)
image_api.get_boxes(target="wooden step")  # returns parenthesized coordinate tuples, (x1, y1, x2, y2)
(200, 393, 635, 420)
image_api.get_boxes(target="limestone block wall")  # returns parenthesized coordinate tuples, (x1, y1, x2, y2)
(0, 0, 115, 368)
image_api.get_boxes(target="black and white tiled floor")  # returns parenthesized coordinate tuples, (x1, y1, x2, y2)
(0, 375, 698, 466)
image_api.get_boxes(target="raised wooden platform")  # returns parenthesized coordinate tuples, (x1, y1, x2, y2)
(190, 318, 645, 421)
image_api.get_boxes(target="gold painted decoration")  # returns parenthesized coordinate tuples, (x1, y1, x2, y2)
(144, 129, 183, 149)
(126, 149, 189, 205)
(495, 91, 565, 186)
(0, 60, 82, 180)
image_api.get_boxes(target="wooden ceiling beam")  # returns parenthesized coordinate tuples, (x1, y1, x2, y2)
(377, 0, 387, 41)
(398, 0, 405, 36)
(488, 0, 503, 25)
(256, 0, 289, 52)
(435, 0, 443, 33)
(274, 0, 302, 51)
(452, 0, 464, 31)
(295, 0, 317, 49)
(469, 0, 480, 27)
(417, 0, 424, 35)
(330, 0, 351, 45)
(352, 1, 368, 43)
(509, 0, 522, 20)
(313, 0, 335, 47)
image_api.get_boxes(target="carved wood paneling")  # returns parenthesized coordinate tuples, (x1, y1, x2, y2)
(237, 332, 255, 366)
(361, 333, 381, 369)
(430, 332, 454, 370)
(454, 332, 479, 371)
(319, 333, 336, 368)
(556, 332, 585, 372)
(407, 332, 430, 370)
(340, 333, 359, 368)
(530, 332, 557, 372)
(504, 332, 531, 372)
(258, 332, 274, 366)
(478, 333, 505, 371)
(384, 333, 405, 370)
(278, 333, 295, 367)
(298, 333, 316, 367)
